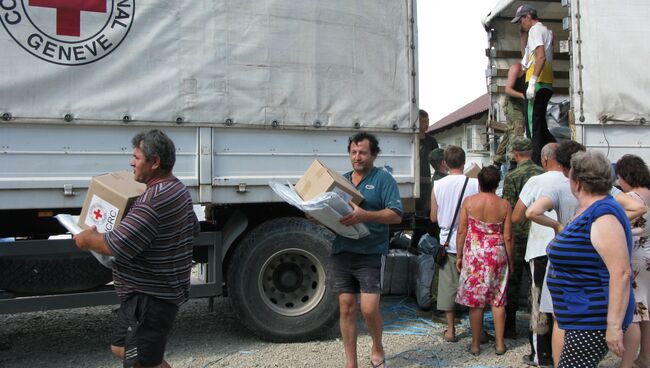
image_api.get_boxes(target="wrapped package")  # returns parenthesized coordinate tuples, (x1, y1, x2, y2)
(269, 181, 369, 239)
(55, 214, 115, 268)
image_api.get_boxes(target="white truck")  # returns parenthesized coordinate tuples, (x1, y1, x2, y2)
(483, 0, 650, 160)
(0, 0, 422, 341)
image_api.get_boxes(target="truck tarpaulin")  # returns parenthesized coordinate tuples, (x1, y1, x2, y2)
(0, 0, 414, 129)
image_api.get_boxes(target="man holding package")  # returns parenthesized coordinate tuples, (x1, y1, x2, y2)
(74, 129, 199, 368)
(327, 132, 402, 368)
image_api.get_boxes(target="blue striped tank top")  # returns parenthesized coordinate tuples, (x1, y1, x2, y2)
(547, 195, 635, 330)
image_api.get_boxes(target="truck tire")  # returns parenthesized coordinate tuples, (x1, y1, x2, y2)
(0, 253, 113, 294)
(227, 217, 339, 342)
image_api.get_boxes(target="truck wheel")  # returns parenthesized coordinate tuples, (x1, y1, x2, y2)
(227, 217, 338, 342)
(0, 253, 113, 294)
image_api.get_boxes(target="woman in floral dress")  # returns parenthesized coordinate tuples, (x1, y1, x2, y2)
(616, 155, 650, 368)
(455, 166, 514, 356)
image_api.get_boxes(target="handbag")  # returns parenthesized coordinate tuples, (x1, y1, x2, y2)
(434, 176, 469, 266)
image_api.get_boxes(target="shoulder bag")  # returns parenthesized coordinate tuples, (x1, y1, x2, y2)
(433, 176, 469, 266)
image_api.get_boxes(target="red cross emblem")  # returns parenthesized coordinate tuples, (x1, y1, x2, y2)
(93, 208, 103, 220)
(29, 0, 107, 37)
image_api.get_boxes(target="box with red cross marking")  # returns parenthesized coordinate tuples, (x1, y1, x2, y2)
(78, 171, 146, 233)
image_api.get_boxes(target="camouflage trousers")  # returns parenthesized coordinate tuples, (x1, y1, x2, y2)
(495, 98, 525, 164)
(506, 235, 527, 312)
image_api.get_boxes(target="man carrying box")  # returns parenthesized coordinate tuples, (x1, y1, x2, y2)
(74, 129, 199, 368)
(326, 132, 402, 368)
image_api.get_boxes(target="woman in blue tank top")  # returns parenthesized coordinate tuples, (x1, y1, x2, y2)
(547, 151, 635, 368)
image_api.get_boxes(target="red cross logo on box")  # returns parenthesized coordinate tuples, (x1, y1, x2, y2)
(88, 204, 106, 225)
(29, 0, 107, 37)
(93, 208, 103, 220)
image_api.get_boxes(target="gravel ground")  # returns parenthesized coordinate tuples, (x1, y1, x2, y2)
(0, 295, 622, 367)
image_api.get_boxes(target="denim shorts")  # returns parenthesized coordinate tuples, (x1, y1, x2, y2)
(326, 252, 384, 294)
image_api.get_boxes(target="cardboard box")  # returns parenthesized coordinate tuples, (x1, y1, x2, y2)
(78, 171, 146, 233)
(295, 160, 364, 205)
(464, 162, 481, 179)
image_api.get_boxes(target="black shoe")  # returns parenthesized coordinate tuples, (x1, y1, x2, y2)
(522, 353, 553, 367)
(480, 330, 495, 344)
(504, 328, 517, 339)
(522, 354, 536, 365)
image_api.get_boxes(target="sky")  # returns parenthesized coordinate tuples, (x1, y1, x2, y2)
(417, 1, 498, 124)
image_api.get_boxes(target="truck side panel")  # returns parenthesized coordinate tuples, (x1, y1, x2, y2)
(571, 0, 650, 127)
(0, 125, 414, 209)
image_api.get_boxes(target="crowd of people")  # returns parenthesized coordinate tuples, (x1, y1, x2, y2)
(427, 140, 649, 368)
(68, 128, 648, 368)
(424, 6, 645, 367)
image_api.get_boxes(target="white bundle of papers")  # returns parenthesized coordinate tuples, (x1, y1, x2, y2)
(55, 214, 115, 269)
(269, 181, 369, 239)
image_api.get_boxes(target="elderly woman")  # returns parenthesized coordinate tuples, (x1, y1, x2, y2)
(547, 151, 635, 368)
(455, 166, 513, 356)
(616, 154, 650, 368)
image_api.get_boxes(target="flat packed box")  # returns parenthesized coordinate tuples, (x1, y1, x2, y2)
(78, 171, 146, 233)
(295, 160, 364, 205)
(464, 162, 481, 179)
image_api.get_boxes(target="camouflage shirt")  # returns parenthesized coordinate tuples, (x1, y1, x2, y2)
(502, 159, 544, 242)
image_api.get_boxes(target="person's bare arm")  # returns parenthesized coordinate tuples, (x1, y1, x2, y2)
(340, 202, 401, 226)
(430, 190, 439, 223)
(504, 203, 514, 271)
(455, 201, 470, 273)
(615, 192, 647, 220)
(526, 196, 563, 233)
(591, 214, 632, 358)
(512, 199, 528, 224)
(505, 64, 525, 99)
(74, 227, 113, 256)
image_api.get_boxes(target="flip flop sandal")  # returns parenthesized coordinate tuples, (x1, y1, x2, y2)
(442, 329, 459, 343)
(370, 358, 385, 368)
(467, 346, 481, 356)
(495, 346, 508, 355)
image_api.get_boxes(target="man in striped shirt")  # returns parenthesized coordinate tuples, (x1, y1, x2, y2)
(75, 129, 199, 368)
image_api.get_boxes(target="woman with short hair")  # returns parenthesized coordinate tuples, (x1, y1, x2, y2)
(548, 151, 635, 367)
(455, 165, 514, 356)
(616, 154, 650, 368)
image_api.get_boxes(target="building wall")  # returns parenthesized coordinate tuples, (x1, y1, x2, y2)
(431, 117, 492, 170)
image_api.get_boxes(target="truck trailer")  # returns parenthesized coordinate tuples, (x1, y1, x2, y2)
(483, 0, 650, 161)
(0, 0, 422, 342)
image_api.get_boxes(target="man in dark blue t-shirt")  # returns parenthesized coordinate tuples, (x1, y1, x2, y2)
(327, 132, 402, 368)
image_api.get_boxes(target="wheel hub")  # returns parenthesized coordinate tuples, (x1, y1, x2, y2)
(272, 263, 303, 293)
(258, 248, 326, 317)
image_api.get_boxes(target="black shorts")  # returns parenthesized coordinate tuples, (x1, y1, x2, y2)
(111, 293, 179, 367)
(326, 252, 384, 294)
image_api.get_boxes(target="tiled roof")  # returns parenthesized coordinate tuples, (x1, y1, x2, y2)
(428, 93, 489, 133)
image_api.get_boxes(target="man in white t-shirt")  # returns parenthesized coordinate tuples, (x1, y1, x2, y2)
(512, 4, 556, 165)
(430, 145, 479, 342)
(512, 143, 560, 367)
